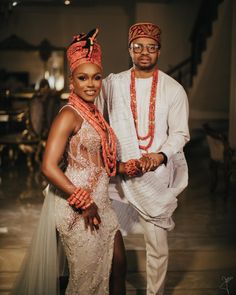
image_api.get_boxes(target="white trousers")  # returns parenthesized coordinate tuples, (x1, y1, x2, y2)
(140, 217, 169, 295)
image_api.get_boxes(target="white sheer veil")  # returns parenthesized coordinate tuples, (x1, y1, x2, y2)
(10, 186, 65, 295)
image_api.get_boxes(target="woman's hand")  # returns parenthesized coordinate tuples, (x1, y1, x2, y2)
(82, 203, 101, 232)
(67, 188, 101, 231)
(67, 188, 92, 209)
(118, 160, 142, 177)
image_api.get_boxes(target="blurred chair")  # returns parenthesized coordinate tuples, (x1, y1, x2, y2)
(203, 123, 234, 196)
(0, 80, 60, 170)
(0, 106, 42, 171)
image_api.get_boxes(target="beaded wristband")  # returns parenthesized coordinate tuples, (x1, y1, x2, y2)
(81, 199, 94, 210)
(67, 187, 93, 210)
(124, 159, 141, 177)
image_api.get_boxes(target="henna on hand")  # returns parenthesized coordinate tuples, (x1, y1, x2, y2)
(123, 159, 142, 177)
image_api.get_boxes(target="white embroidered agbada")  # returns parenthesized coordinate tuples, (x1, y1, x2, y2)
(96, 68, 190, 231)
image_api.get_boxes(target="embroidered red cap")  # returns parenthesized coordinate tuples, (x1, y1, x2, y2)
(128, 22, 161, 47)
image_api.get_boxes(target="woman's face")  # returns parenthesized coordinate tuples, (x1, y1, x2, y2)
(72, 63, 102, 103)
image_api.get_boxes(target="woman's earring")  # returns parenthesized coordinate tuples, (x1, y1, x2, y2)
(69, 83, 74, 92)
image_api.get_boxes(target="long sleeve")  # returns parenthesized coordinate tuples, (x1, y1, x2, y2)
(160, 85, 190, 160)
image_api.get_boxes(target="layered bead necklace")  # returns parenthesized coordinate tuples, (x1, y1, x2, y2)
(130, 68, 158, 152)
(69, 92, 117, 177)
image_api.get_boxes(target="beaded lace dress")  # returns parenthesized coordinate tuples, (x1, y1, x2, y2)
(55, 105, 119, 295)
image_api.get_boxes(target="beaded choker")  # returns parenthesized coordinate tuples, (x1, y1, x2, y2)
(130, 68, 158, 152)
(69, 93, 117, 176)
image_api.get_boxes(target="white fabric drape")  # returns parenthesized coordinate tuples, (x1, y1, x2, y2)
(11, 186, 61, 295)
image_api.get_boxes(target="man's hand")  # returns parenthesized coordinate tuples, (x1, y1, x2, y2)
(82, 203, 101, 232)
(139, 153, 165, 173)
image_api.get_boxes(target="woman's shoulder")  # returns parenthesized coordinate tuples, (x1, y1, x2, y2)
(54, 104, 83, 130)
(59, 104, 82, 118)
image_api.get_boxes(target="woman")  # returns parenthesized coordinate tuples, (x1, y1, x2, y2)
(42, 28, 128, 294)
(12, 28, 136, 295)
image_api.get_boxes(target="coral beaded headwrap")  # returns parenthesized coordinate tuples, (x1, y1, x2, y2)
(67, 29, 117, 177)
(67, 28, 102, 73)
(128, 22, 161, 48)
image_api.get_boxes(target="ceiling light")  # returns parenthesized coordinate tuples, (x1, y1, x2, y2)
(64, 0, 71, 5)
(12, 1, 19, 6)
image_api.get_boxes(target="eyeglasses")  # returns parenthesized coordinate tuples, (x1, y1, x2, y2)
(130, 43, 160, 54)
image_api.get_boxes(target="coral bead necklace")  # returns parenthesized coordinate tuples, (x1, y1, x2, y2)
(130, 68, 158, 152)
(69, 93, 117, 176)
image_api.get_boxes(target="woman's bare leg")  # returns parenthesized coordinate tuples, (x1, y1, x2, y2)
(110, 230, 127, 295)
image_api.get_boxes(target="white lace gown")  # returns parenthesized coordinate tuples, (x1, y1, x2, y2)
(55, 112, 119, 295)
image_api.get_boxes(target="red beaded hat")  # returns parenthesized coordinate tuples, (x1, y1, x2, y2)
(128, 22, 161, 47)
(67, 28, 102, 73)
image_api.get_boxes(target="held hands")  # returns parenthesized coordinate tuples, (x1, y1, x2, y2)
(120, 152, 165, 177)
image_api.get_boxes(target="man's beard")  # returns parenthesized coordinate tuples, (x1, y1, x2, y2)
(135, 64, 156, 71)
(134, 59, 157, 71)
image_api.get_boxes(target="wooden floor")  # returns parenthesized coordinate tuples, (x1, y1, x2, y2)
(0, 137, 236, 295)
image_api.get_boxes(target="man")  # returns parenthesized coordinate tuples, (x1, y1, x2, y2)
(97, 22, 190, 295)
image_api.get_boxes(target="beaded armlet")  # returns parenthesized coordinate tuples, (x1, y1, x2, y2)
(67, 187, 94, 210)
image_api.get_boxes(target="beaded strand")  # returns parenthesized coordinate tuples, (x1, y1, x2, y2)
(69, 93, 117, 177)
(130, 68, 158, 152)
